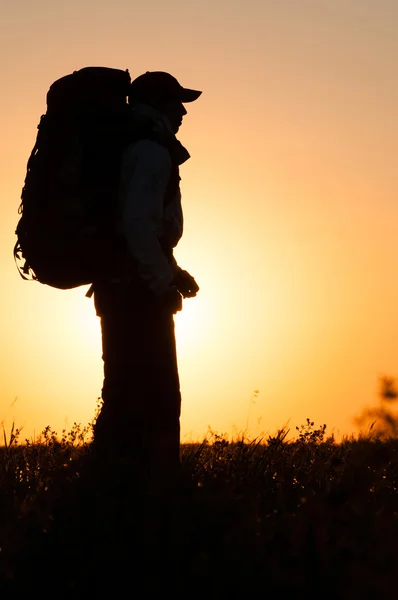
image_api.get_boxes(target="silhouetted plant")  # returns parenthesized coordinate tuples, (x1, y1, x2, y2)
(296, 418, 327, 444)
(355, 376, 398, 439)
(2, 414, 398, 597)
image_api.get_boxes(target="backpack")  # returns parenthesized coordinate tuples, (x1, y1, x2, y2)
(14, 66, 133, 290)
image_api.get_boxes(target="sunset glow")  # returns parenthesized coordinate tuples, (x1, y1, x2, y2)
(1, 0, 398, 441)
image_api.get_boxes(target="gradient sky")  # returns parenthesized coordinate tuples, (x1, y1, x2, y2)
(1, 0, 398, 441)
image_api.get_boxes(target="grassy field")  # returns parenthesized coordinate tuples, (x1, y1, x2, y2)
(1, 420, 398, 598)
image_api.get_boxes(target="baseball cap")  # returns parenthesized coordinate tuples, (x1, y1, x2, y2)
(129, 71, 202, 104)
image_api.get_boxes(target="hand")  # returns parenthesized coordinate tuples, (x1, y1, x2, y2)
(173, 269, 199, 298)
(158, 286, 183, 314)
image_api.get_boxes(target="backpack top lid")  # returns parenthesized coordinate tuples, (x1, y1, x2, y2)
(46, 66, 131, 113)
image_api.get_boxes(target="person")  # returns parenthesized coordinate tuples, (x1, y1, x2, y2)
(91, 71, 201, 482)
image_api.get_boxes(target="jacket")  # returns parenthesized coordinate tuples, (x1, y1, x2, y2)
(93, 103, 189, 314)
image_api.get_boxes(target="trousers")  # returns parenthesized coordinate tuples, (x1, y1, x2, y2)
(92, 294, 182, 471)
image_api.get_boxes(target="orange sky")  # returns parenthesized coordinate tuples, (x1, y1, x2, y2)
(1, 0, 398, 442)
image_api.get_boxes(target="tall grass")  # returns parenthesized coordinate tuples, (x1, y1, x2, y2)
(1, 418, 398, 597)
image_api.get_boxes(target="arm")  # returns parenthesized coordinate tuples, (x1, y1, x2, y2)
(120, 139, 175, 295)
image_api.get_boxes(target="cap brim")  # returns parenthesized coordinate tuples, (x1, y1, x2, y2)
(180, 88, 202, 102)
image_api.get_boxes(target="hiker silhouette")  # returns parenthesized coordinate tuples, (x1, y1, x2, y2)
(91, 71, 201, 481)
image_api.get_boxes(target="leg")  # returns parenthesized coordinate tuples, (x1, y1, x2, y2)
(93, 306, 181, 472)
